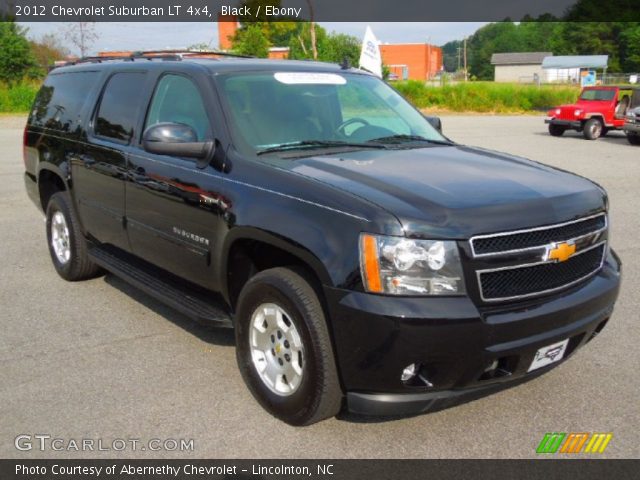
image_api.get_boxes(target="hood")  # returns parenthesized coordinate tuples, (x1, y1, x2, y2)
(277, 145, 606, 239)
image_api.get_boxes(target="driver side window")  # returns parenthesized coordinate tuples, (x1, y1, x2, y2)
(337, 81, 411, 136)
(145, 74, 211, 141)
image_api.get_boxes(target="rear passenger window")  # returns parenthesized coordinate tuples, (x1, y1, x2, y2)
(95, 72, 147, 143)
(145, 75, 210, 141)
(29, 71, 99, 132)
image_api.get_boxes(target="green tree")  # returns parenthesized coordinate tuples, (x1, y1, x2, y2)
(318, 33, 360, 65)
(619, 24, 640, 71)
(0, 22, 38, 84)
(233, 24, 270, 57)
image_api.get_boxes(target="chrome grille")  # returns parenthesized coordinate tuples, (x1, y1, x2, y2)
(478, 243, 606, 302)
(470, 213, 606, 257)
(470, 213, 608, 302)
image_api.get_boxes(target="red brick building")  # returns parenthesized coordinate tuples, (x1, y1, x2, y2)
(380, 43, 443, 81)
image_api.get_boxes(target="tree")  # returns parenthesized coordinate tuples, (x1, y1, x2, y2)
(233, 24, 270, 57)
(64, 22, 98, 57)
(317, 33, 360, 65)
(0, 22, 38, 84)
(30, 33, 70, 68)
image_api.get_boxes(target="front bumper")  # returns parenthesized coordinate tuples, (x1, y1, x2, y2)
(623, 122, 640, 134)
(324, 250, 621, 416)
(545, 118, 582, 129)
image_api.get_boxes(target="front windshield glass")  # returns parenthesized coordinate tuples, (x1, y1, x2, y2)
(216, 71, 448, 153)
(580, 89, 616, 101)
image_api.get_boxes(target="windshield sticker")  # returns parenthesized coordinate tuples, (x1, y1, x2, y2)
(274, 72, 347, 85)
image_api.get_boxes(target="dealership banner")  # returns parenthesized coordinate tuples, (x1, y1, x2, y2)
(2, 0, 640, 22)
(1, 459, 639, 480)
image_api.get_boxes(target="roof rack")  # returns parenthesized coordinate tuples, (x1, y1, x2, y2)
(60, 49, 254, 67)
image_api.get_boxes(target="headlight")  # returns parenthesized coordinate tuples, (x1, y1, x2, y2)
(574, 109, 583, 117)
(555, 108, 561, 115)
(359, 234, 465, 296)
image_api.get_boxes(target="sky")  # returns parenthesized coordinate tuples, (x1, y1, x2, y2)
(19, 22, 488, 55)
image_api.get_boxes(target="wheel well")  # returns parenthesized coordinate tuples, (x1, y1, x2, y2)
(38, 170, 66, 211)
(226, 239, 322, 311)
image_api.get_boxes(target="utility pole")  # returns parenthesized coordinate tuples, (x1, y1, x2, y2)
(463, 37, 468, 82)
(457, 46, 461, 72)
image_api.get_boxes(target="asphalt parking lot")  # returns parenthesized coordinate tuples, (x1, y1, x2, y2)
(1, 114, 638, 459)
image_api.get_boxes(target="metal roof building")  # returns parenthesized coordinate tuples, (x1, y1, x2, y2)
(541, 55, 609, 70)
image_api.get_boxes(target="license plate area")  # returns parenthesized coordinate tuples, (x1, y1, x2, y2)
(528, 339, 569, 372)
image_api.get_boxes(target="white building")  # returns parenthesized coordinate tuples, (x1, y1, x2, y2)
(491, 52, 551, 83)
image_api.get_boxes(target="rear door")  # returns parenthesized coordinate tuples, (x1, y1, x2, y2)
(72, 70, 149, 249)
(126, 72, 222, 287)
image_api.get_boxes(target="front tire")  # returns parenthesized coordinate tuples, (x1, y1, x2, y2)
(548, 124, 566, 137)
(583, 118, 603, 140)
(46, 192, 102, 281)
(627, 133, 640, 145)
(235, 267, 342, 426)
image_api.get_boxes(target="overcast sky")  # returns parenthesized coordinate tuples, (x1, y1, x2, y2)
(19, 22, 488, 55)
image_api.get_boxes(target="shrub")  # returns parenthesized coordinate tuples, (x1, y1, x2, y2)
(393, 81, 579, 113)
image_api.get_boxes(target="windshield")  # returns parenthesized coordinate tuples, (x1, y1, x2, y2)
(216, 71, 448, 154)
(580, 89, 616, 101)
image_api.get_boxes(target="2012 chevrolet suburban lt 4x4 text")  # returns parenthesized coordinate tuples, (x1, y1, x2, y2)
(23, 52, 621, 425)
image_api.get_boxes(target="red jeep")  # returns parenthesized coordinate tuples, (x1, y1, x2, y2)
(545, 86, 638, 140)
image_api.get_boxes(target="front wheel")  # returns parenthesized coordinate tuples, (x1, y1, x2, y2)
(548, 124, 566, 137)
(627, 133, 640, 145)
(583, 118, 603, 140)
(235, 267, 342, 425)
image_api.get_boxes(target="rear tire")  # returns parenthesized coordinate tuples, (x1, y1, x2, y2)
(46, 192, 102, 281)
(235, 267, 342, 426)
(627, 133, 640, 145)
(548, 124, 566, 137)
(583, 118, 603, 140)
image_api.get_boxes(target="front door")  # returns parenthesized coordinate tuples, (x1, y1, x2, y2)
(126, 73, 222, 288)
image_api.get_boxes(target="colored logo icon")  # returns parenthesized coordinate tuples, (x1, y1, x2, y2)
(536, 432, 612, 454)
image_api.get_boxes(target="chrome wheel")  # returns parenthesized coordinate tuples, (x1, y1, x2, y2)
(50, 211, 71, 264)
(589, 121, 602, 138)
(249, 303, 304, 397)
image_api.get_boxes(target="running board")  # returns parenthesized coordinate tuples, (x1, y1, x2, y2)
(89, 246, 232, 327)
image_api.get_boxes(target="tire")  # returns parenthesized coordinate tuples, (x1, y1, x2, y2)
(45, 191, 102, 281)
(627, 133, 640, 145)
(548, 124, 566, 137)
(235, 267, 342, 426)
(583, 118, 603, 140)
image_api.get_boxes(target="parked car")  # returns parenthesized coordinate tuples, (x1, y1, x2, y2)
(545, 85, 639, 140)
(623, 106, 640, 145)
(24, 52, 621, 425)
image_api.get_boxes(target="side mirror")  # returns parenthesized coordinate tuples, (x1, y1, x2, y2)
(142, 123, 214, 160)
(424, 115, 442, 133)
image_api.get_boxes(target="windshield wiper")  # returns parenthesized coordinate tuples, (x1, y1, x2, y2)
(256, 140, 388, 155)
(368, 134, 454, 146)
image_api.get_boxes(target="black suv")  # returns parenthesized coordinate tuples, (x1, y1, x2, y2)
(24, 52, 621, 425)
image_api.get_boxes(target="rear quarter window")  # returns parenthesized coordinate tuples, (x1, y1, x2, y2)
(28, 71, 99, 132)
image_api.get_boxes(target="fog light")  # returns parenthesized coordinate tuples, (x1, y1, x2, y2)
(401, 363, 418, 382)
(484, 359, 498, 373)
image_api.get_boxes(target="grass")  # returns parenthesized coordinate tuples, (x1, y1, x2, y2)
(393, 81, 580, 114)
(0, 82, 39, 113)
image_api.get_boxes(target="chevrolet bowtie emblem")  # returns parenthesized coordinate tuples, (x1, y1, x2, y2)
(545, 242, 576, 263)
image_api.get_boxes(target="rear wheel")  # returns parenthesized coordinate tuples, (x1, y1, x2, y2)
(46, 192, 102, 281)
(627, 133, 640, 145)
(583, 118, 603, 140)
(548, 124, 566, 137)
(235, 267, 342, 425)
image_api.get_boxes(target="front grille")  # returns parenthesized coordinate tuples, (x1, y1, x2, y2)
(478, 243, 605, 301)
(471, 214, 606, 256)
